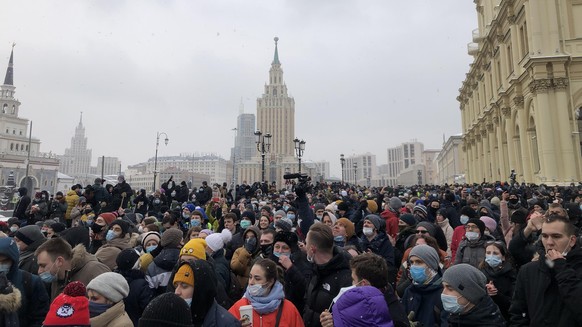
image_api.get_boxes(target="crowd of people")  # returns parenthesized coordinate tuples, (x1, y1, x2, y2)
(1, 175, 581, 326)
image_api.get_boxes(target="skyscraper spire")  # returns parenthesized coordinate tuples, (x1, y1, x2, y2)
(4, 43, 15, 86)
(239, 97, 244, 114)
(272, 37, 280, 65)
(79, 111, 83, 126)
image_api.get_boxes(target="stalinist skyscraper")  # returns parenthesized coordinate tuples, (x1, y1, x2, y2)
(256, 37, 295, 157)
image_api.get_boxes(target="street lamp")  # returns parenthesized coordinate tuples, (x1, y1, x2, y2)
(340, 154, 345, 183)
(152, 132, 169, 192)
(255, 130, 272, 183)
(353, 162, 358, 185)
(293, 138, 306, 174)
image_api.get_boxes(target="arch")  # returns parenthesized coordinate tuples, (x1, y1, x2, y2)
(2, 104, 6, 113)
(11, 105, 15, 114)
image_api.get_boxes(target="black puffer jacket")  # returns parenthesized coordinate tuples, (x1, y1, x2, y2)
(302, 246, 352, 327)
(117, 269, 153, 326)
(509, 246, 582, 326)
(480, 260, 515, 322)
(446, 294, 505, 326)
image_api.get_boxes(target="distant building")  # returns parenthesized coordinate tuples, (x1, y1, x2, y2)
(96, 156, 121, 176)
(436, 135, 464, 185)
(422, 149, 440, 185)
(144, 154, 227, 186)
(232, 101, 256, 163)
(343, 153, 377, 186)
(59, 113, 92, 177)
(386, 142, 424, 186)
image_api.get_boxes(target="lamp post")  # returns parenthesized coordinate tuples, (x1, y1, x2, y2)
(293, 138, 306, 174)
(152, 132, 169, 192)
(254, 130, 272, 183)
(353, 162, 358, 185)
(340, 154, 345, 183)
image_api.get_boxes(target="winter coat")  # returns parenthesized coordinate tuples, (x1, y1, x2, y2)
(479, 260, 515, 322)
(333, 286, 394, 327)
(230, 226, 261, 287)
(89, 300, 133, 327)
(0, 237, 50, 327)
(0, 285, 20, 327)
(65, 190, 79, 220)
(454, 235, 493, 268)
(95, 234, 133, 270)
(145, 247, 180, 296)
(47, 199, 67, 220)
(446, 294, 505, 326)
(401, 276, 446, 327)
(302, 246, 352, 327)
(117, 269, 153, 327)
(49, 244, 111, 301)
(203, 300, 241, 327)
(361, 231, 395, 267)
(18, 237, 46, 275)
(436, 218, 454, 256)
(275, 250, 312, 313)
(224, 227, 244, 260)
(507, 226, 538, 269)
(509, 245, 582, 326)
(230, 298, 303, 327)
(380, 209, 400, 240)
(211, 248, 231, 291)
(12, 189, 30, 221)
(25, 200, 48, 224)
(450, 225, 465, 262)
(382, 285, 410, 327)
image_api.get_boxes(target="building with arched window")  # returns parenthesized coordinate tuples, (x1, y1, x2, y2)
(459, 0, 582, 184)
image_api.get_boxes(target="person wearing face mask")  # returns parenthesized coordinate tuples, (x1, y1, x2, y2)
(441, 264, 505, 326)
(450, 206, 477, 262)
(205, 229, 234, 296)
(332, 218, 361, 252)
(173, 260, 241, 326)
(95, 220, 134, 271)
(454, 219, 493, 268)
(140, 231, 161, 255)
(86, 272, 132, 326)
(89, 212, 117, 254)
(0, 236, 50, 326)
(400, 244, 446, 327)
(510, 214, 582, 326)
(231, 226, 262, 290)
(270, 231, 312, 313)
(313, 203, 327, 222)
(478, 242, 515, 322)
(229, 258, 303, 327)
(35, 237, 111, 301)
(114, 248, 153, 326)
(360, 215, 396, 274)
(259, 229, 276, 259)
(145, 228, 183, 296)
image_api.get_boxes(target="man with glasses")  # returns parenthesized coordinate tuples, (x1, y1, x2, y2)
(454, 219, 492, 268)
(510, 215, 582, 326)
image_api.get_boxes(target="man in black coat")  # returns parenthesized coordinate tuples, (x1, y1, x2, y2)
(509, 214, 582, 326)
(112, 175, 133, 209)
(12, 187, 30, 224)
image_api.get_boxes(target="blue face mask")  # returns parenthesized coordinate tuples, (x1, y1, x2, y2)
(287, 214, 296, 221)
(240, 220, 251, 229)
(333, 235, 345, 243)
(410, 265, 428, 284)
(247, 283, 268, 297)
(0, 262, 12, 275)
(191, 220, 201, 227)
(39, 261, 57, 283)
(441, 294, 466, 314)
(485, 255, 502, 268)
(273, 252, 290, 258)
(106, 230, 118, 241)
(184, 298, 192, 307)
(89, 302, 112, 318)
(460, 215, 469, 225)
(465, 231, 480, 241)
(145, 245, 157, 253)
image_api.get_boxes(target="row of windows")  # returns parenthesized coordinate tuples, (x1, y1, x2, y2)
(10, 143, 29, 151)
(5, 128, 23, 135)
(2, 104, 16, 114)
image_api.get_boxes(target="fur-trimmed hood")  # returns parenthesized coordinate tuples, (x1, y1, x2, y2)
(70, 244, 101, 273)
(0, 287, 22, 313)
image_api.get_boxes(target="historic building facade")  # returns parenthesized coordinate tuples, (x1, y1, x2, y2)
(459, 0, 582, 184)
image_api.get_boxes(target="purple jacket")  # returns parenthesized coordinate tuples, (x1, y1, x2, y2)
(333, 286, 395, 327)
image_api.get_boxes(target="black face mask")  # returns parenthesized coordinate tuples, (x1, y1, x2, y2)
(91, 224, 104, 234)
(261, 244, 273, 257)
(509, 198, 519, 205)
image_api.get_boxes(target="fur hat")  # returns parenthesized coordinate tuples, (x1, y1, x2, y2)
(161, 229, 184, 248)
(139, 292, 194, 327)
(180, 239, 206, 260)
(205, 229, 232, 253)
(86, 272, 129, 303)
(409, 244, 440, 271)
(14, 225, 45, 245)
(336, 218, 355, 239)
(273, 231, 299, 252)
(442, 264, 487, 304)
(43, 281, 90, 326)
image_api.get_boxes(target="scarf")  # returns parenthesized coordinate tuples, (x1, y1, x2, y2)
(244, 281, 284, 315)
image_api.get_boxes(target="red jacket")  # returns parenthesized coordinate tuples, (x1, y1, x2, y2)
(380, 209, 399, 239)
(450, 225, 466, 262)
(229, 298, 304, 327)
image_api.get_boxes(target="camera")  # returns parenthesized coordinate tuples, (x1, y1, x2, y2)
(284, 173, 312, 194)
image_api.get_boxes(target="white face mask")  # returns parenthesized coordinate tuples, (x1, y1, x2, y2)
(363, 227, 374, 236)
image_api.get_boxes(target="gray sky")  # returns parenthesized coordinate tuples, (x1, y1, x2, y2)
(1, 1, 476, 178)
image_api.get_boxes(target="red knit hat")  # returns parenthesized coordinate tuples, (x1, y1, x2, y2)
(98, 212, 117, 225)
(43, 281, 90, 326)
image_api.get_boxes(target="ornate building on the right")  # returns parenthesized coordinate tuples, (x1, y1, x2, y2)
(459, 0, 582, 184)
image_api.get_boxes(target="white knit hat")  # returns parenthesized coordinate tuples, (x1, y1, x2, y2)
(205, 229, 232, 252)
(86, 272, 129, 303)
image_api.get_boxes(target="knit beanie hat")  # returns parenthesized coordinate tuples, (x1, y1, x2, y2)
(366, 200, 378, 214)
(313, 203, 326, 212)
(336, 218, 355, 239)
(274, 210, 286, 218)
(325, 203, 337, 213)
(479, 216, 497, 233)
(337, 201, 350, 213)
(43, 281, 90, 326)
(364, 214, 382, 231)
(241, 211, 256, 225)
(139, 292, 194, 327)
(50, 222, 67, 234)
(99, 212, 117, 225)
(200, 229, 213, 236)
(161, 229, 184, 248)
(173, 263, 195, 287)
(510, 208, 528, 224)
(466, 218, 486, 235)
(141, 231, 161, 248)
(273, 231, 299, 251)
(409, 244, 440, 271)
(442, 263, 487, 304)
(184, 204, 195, 213)
(14, 225, 45, 245)
(416, 222, 437, 237)
(86, 272, 129, 303)
(389, 197, 403, 210)
(109, 220, 129, 238)
(274, 218, 293, 233)
(180, 239, 207, 260)
(399, 213, 417, 226)
(205, 229, 232, 252)
(490, 196, 501, 208)
(116, 248, 140, 271)
(459, 206, 477, 219)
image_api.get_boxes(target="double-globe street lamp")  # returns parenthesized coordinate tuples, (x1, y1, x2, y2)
(254, 130, 272, 183)
(340, 154, 345, 183)
(152, 132, 169, 192)
(353, 162, 358, 185)
(293, 138, 306, 174)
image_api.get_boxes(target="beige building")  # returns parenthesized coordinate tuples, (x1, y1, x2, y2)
(459, 0, 582, 184)
(422, 149, 440, 185)
(436, 135, 465, 185)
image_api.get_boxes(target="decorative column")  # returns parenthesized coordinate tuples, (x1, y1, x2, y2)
(553, 77, 578, 182)
(515, 96, 533, 182)
(503, 106, 517, 180)
(530, 79, 558, 182)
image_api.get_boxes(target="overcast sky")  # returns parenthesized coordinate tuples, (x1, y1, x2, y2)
(1, 1, 476, 178)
